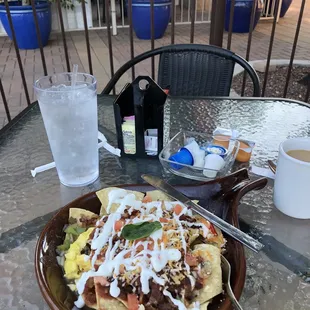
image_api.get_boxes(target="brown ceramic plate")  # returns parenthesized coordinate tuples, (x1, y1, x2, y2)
(35, 169, 267, 310)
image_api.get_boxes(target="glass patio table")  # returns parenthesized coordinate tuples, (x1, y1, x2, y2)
(0, 96, 309, 310)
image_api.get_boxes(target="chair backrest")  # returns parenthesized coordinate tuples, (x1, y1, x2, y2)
(102, 44, 260, 97)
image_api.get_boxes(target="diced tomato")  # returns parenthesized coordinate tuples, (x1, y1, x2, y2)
(209, 223, 218, 235)
(136, 242, 154, 252)
(134, 238, 145, 247)
(185, 253, 198, 267)
(136, 244, 144, 252)
(174, 204, 183, 215)
(127, 294, 139, 310)
(114, 219, 125, 232)
(200, 218, 218, 236)
(119, 264, 125, 274)
(134, 239, 142, 250)
(124, 252, 131, 258)
(159, 217, 169, 223)
(134, 239, 153, 252)
(142, 195, 152, 203)
(162, 233, 168, 246)
(134, 239, 145, 252)
(147, 241, 154, 251)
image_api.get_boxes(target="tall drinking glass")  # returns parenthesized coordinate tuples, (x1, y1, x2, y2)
(34, 73, 98, 187)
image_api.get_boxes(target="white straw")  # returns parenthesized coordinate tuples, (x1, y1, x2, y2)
(31, 132, 121, 177)
(98, 132, 121, 157)
(71, 64, 78, 88)
(31, 162, 56, 177)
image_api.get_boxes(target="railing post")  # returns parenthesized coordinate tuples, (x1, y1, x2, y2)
(209, 0, 226, 47)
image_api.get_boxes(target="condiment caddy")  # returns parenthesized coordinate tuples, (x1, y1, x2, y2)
(114, 76, 167, 158)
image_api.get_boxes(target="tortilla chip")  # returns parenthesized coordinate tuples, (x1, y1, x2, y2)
(200, 301, 210, 309)
(94, 280, 126, 310)
(193, 244, 222, 304)
(194, 215, 225, 250)
(82, 278, 98, 309)
(146, 191, 198, 205)
(96, 187, 144, 215)
(209, 227, 226, 249)
(188, 301, 210, 309)
(189, 231, 200, 245)
(117, 298, 128, 308)
(69, 208, 98, 226)
(83, 294, 98, 310)
(146, 190, 174, 201)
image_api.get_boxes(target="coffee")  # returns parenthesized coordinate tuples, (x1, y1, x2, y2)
(286, 149, 310, 162)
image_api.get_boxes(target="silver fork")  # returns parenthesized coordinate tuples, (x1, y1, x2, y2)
(221, 255, 244, 310)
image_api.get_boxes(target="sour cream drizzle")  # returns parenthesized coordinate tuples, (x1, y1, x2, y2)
(91, 212, 121, 267)
(74, 189, 208, 308)
(163, 289, 187, 310)
(163, 290, 200, 310)
(106, 188, 127, 213)
(192, 301, 201, 310)
(173, 212, 190, 273)
(110, 279, 120, 297)
(188, 275, 196, 290)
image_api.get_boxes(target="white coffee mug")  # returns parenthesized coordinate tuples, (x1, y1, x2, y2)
(273, 137, 310, 219)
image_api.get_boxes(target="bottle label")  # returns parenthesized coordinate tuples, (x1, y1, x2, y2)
(122, 129, 136, 154)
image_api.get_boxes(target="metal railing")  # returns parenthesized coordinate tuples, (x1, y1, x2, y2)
(92, 0, 212, 32)
(218, 0, 309, 99)
(0, 0, 211, 34)
(261, 0, 282, 21)
(0, 0, 309, 128)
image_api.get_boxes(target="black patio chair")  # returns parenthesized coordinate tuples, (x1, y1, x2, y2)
(102, 44, 260, 97)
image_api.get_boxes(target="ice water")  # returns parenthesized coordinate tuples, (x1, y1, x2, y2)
(36, 82, 98, 187)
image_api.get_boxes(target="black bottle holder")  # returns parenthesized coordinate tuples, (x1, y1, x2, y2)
(114, 76, 167, 158)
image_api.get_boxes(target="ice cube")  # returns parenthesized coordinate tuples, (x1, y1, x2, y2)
(50, 84, 68, 91)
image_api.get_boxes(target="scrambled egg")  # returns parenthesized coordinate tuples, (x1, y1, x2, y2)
(64, 228, 94, 279)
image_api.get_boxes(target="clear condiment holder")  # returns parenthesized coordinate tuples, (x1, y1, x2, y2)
(159, 130, 240, 181)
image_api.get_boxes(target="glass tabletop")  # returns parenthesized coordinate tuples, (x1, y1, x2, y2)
(0, 96, 309, 310)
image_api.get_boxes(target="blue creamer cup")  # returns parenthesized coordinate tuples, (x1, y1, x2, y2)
(169, 148, 194, 170)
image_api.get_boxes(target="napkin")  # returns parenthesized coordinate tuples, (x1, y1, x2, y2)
(250, 165, 275, 179)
